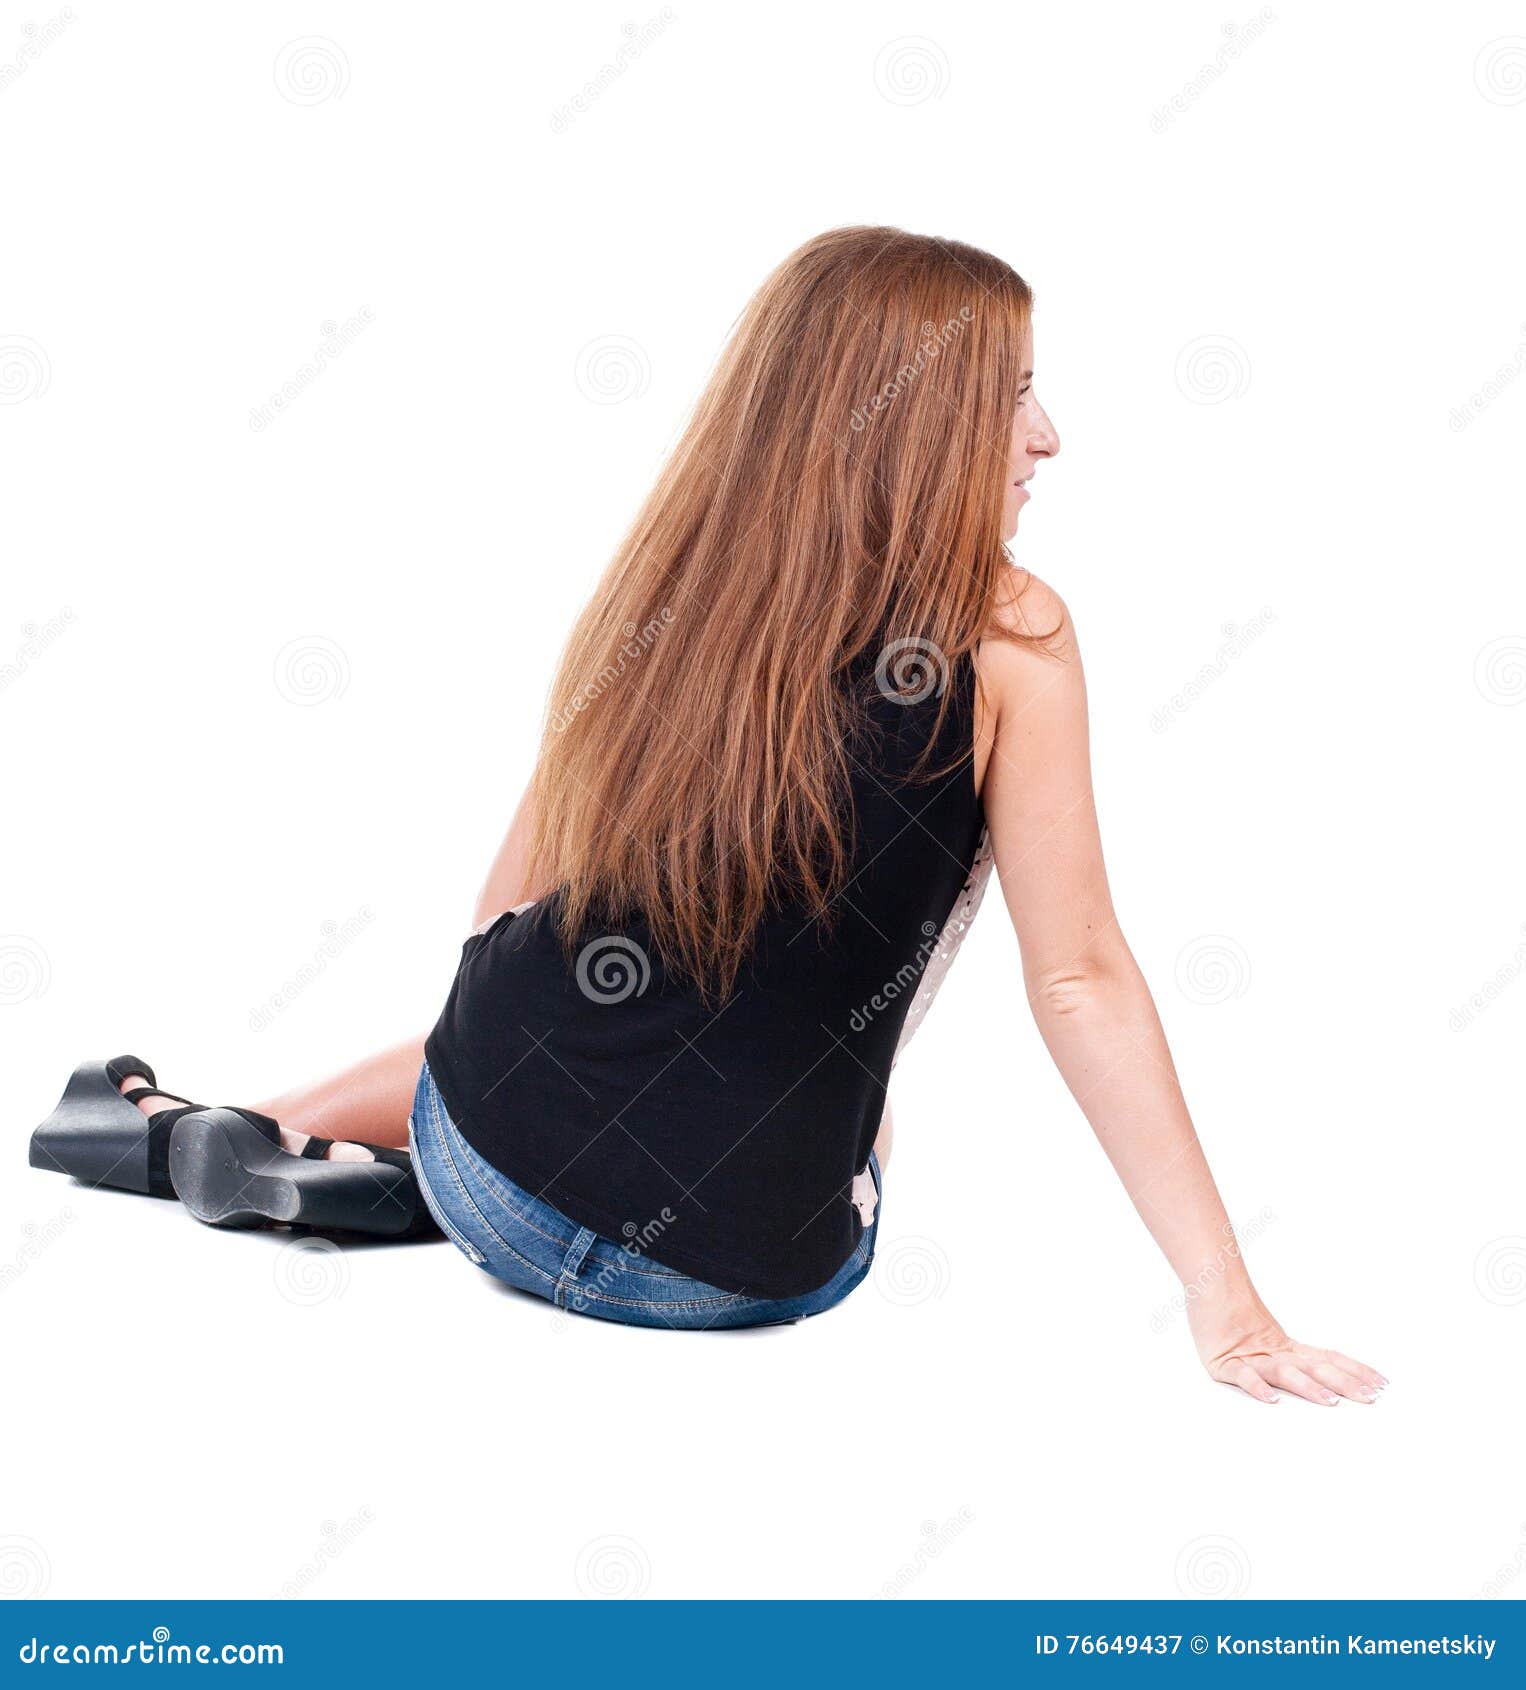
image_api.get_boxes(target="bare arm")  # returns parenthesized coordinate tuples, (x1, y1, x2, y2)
(473, 785, 551, 930)
(979, 575, 1384, 1406)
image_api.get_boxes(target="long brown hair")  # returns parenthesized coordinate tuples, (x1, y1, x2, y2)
(530, 225, 1045, 1000)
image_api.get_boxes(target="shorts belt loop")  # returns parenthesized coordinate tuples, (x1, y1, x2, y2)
(555, 1226, 599, 1308)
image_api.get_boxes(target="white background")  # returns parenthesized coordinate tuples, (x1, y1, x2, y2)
(3, 1, 1524, 1602)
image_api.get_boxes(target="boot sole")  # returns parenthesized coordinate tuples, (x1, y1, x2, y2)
(169, 1109, 417, 1235)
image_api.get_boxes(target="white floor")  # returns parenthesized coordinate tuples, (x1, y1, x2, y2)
(7, 917, 1522, 1600)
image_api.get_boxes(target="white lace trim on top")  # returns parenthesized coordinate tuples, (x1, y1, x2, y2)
(891, 824, 995, 1067)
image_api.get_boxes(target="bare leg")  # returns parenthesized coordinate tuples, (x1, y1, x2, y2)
(114, 1038, 424, 1160)
(250, 1038, 423, 1152)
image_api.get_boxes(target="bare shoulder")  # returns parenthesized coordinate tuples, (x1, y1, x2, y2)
(971, 567, 1085, 793)
(978, 566, 1080, 694)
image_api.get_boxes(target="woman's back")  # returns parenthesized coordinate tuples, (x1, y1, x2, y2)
(425, 646, 984, 1297)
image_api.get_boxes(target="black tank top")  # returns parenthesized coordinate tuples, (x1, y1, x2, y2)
(425, 647, 985, 1298)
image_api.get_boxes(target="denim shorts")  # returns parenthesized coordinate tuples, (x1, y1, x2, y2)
(407, 1060, 881, 1330)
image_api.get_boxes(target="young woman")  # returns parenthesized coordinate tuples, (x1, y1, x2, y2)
(32, 227, 1384, 1403)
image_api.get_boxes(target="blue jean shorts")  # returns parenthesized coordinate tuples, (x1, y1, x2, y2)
(407, 1060, 880, 1330)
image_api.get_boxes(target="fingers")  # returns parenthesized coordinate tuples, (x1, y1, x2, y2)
(1265, 1357, 1343, 1406)
(1314, 1348, 1388, 1392)
(1219, 1359, 1280, 1405)
(1305, 1358, 1379, 1404)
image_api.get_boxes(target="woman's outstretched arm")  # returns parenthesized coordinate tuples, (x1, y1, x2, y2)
(978, 576, 1384, 1405)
